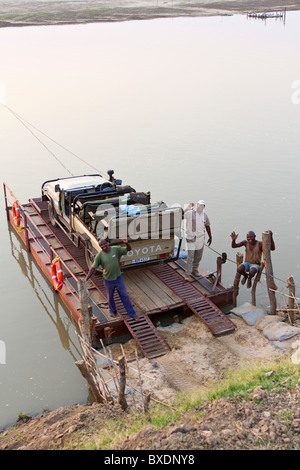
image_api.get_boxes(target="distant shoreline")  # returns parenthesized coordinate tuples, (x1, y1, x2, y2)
(0, 0, 299, 28)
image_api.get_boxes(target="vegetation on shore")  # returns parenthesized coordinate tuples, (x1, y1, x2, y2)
(1, 356, 300, 450)
(68, 357, 300, 450)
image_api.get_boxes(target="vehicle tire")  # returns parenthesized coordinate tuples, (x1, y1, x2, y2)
(48, 202, 58, 227)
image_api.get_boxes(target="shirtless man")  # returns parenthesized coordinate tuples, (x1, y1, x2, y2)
(230, 230, 275, 288)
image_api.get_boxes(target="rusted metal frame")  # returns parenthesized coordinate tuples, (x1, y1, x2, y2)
(6, 183, 81, 305)
(141, 338, 166, 347)
(3, 182, 19, 209)
(38, 209, 103, 292)
(137, 330, 164, 340)
(211, 253, 227, 293)
(111, 304, 170, 357)
(208, 288, 234, 308)
(4, 184, 31, 253)
(29, 226, 80, 305)
(23, 212, 31, 252)
(3, 182, 10, 221)
(26, 213, 79, 283)
(124, 319, 169, 357)
(149, 264, 236, 335)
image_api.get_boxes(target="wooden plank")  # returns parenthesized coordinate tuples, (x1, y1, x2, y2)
(167, 261, 180, 270)
(133, 270, 173, 305)
(64, 260, 84, 274)
(124, 270, 171, 308)
(123, 272, 158, 311)
(144, 269, 182, 303)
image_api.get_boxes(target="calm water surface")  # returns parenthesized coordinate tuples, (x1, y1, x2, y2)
(1, 12, 300, 429)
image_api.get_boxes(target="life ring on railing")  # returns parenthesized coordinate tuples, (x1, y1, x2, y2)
(51, 257, 64, 291)
(12, 201, 20, 227)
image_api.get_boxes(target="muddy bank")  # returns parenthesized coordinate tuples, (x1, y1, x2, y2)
(1, 311, 300, 450)
(0, 0, 299, 28)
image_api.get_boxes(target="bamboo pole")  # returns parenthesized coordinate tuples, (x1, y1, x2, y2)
(100, 340, 119, 392)
(77, 332, 112, 402)
(75, 360, 104, 403)
(78, 277, 97, 345)
(118, 356, 128, 410)
(135, 349, 145, 408)
(108, 348, 120, 388)
(269, 288, 300, 302)
(262, 231, 277, 315)
(144, 392, 151, 414)
(287, 276, 295, 324)
(120, 344, 128, 372)
(251, 262, 264, 306)
(90, 316, 97, 348)
(233, 252, 243, 306)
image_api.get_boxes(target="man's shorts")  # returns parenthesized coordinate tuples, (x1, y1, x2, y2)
(243, 262, 260, 272)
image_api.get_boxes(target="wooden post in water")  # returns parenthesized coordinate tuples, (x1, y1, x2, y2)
(287, 276, 295, 324)
(233, 252, 243, 306)
(75, 360, 104, 403)
(118, 355, 128, 410)
(251, 263, 264, 306)
(262, 231, 277, 315)
(78, 277, 97, 346)
(104, 327, 114, 345)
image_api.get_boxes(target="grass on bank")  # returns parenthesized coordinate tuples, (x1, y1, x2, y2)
(70, 357, 300, 450)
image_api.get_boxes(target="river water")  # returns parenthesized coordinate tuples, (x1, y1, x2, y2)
(1, 11, 300, 429)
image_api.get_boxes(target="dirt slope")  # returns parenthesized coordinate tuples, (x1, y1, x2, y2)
(2, 314, 299, 450)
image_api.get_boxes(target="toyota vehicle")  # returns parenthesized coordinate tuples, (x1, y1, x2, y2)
(42, 170, 183, 270)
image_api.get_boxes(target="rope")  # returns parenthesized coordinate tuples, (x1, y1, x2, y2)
(5, 105, 74, 176)
(205, 243, 300, 290)
(4, 105, 106, 177)
(4, 105, 299, 293)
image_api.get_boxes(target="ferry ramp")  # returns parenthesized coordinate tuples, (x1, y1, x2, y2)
(149, 264, 236, 336)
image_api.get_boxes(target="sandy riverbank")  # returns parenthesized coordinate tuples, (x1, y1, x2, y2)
(0, 0, 299, 28)
(1, 308, 300, 449)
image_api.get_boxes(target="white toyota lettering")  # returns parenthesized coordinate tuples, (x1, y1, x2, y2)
(126, 245, 162, 257)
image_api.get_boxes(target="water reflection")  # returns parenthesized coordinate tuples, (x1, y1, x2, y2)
(8, 226, 81, 362)
(246, 10, 287, 24)
(0, 225, 89, 430)
(1, 12, 300, 429)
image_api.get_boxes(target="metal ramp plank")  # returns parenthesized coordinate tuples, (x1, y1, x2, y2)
(149, 264, 236, 336)
(90, 272, 170, 359)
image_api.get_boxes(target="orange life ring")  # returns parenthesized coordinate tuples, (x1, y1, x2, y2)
(12, 202, 20, 227)
(51, 257, 64, 291)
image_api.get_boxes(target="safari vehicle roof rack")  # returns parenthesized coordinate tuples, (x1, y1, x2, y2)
(41, 173, 102, 191)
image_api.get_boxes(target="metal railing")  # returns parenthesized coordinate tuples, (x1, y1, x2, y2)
(3, 182, 80, 308)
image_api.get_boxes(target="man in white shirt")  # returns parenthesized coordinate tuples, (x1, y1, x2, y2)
(184, 200, 212, 278)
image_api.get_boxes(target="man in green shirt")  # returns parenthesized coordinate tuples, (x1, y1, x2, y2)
(86, 238, 137, 320)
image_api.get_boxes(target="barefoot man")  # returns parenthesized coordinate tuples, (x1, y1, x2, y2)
(230, 230, 275, 288)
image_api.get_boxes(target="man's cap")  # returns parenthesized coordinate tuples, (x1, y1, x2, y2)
(197, 200, 206, 205)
